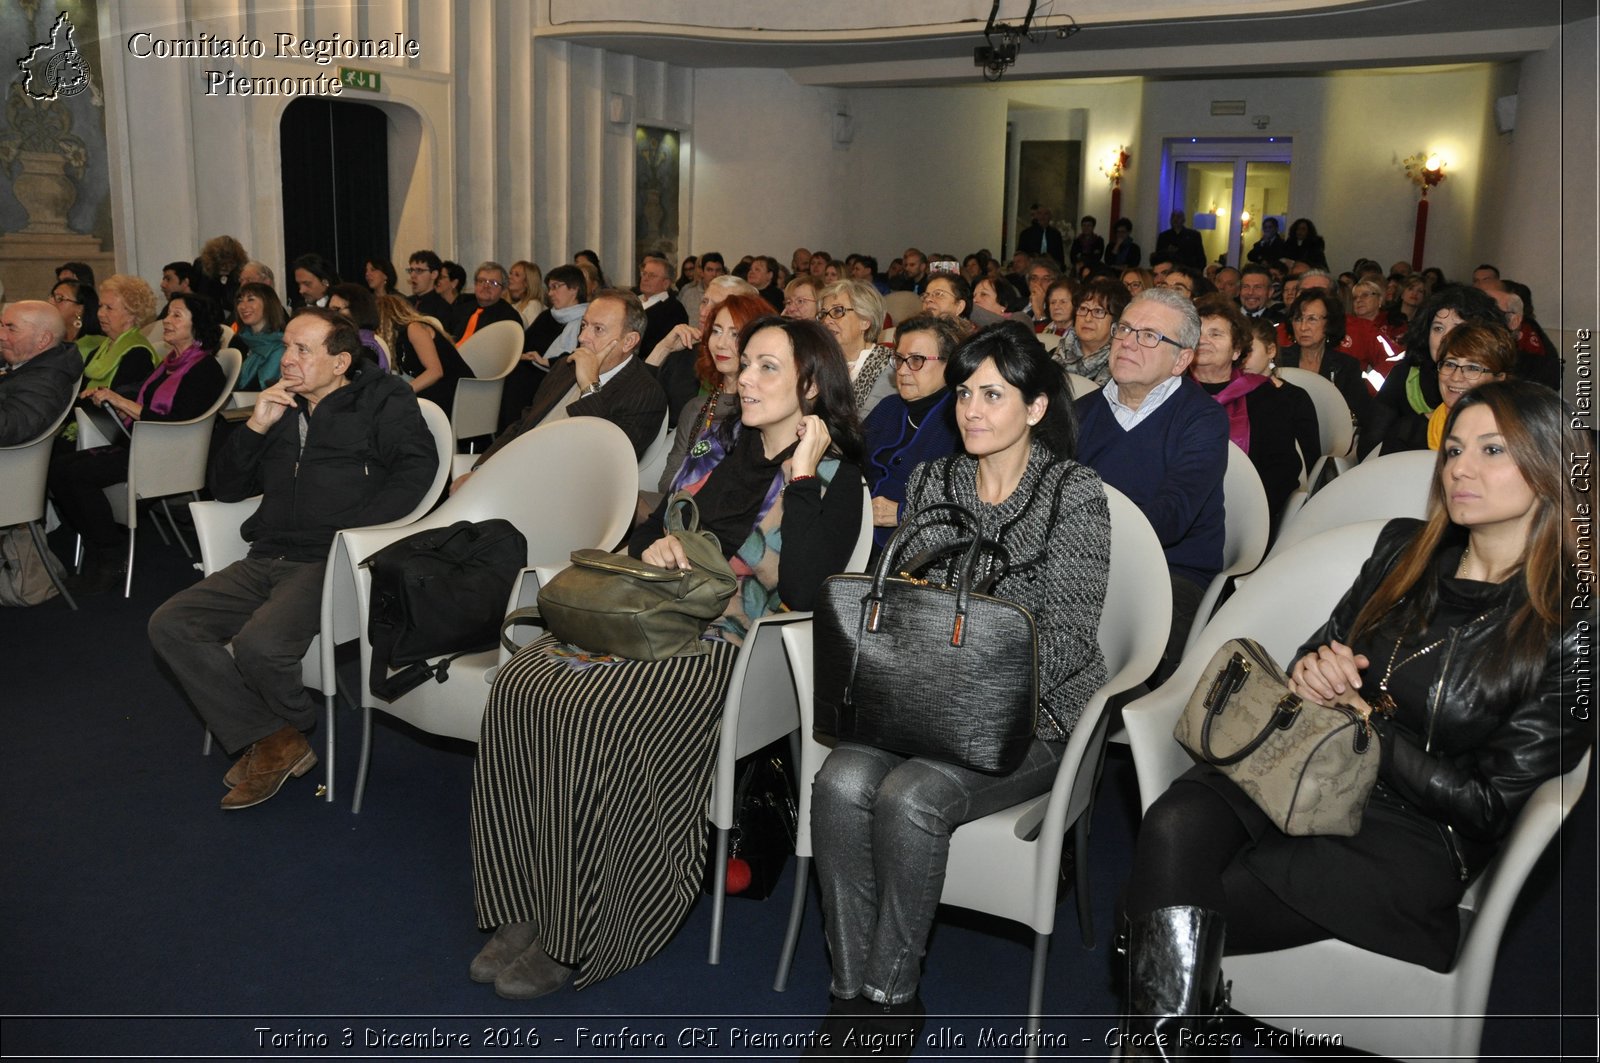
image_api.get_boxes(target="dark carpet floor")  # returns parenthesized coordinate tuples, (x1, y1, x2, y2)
(1, 525, 1594, 1061)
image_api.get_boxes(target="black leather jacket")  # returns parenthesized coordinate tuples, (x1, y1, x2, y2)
(1297, 518, 1590, 876)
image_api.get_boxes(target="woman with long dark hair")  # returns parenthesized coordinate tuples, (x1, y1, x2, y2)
(1116, 380, 1592, 1048)
(810, 321, 1111, 1047)
(468, 316, 865, 1000)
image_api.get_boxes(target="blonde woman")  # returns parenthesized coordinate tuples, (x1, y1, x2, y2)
(508, 260, 545, 328)
(376, 294, 474, 417)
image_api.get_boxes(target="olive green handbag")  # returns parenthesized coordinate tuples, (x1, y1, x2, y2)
(501, 494, 737, 661)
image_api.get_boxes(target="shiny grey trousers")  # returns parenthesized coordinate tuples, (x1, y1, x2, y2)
(811, 738, 1064, 1004)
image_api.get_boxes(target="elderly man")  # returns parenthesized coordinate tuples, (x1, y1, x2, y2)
(1074, 288, 1227, 681)
(1213, 266, 1242, 303)
(637, 251, 690, 355)
(0, 300, 80, 446)
(454, 260, 523, 343)
(458, 289, 667, 493)
(1491, 287, 1561, 388)
(238, 261, 276, 288)
(149, 308, 438, 810)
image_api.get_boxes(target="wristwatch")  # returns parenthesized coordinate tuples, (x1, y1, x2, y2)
(580, 381, 603, 398)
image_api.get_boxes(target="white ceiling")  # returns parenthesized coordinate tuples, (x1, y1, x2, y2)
(544, 0, 1572, 87)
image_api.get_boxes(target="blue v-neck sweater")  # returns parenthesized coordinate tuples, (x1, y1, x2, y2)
(1074, 379, 1228, 588)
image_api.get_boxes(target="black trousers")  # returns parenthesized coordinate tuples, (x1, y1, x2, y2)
(48, 445, 130, 548)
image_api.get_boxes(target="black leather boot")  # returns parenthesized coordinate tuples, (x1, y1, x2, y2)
(1115, 906, 1231, 1060)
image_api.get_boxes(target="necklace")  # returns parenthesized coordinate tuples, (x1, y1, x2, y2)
(1370, 607, 1494, 717)
(1456, 543, 1471, 578)
(686, 386, 728, 458)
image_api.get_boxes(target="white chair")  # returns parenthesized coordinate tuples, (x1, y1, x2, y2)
(882, 291, 923, 330)
(100, 348, 241, 597)
(706, 487, 875, 968)
(1221, 749, 1590, 1063)
(1275, 366, 1355, 490)
(370, 334, 393, 373)
(768, 488, 1170, 1048)
(1066, 372, 1101, 399)
(635, 410, 673, 492)
(1183, 443, 1270, 655)
(452, 320, 524, 447)
(1266, 448, 1435, 564)
(190, 399, 454, 800)
(0, 392, 80, 609)
(341, 416, 639, 813)
(1123, 519, 1387, 814)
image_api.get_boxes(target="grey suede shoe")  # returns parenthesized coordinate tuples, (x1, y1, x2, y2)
(493, 939, 574, 1000)
(468, 920, 539, 984)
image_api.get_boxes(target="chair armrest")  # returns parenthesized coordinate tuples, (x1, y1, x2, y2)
(496, 566, 554, 665)
(1122, 674, 1202, 816)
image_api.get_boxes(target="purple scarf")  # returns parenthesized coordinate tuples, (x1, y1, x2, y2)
(1210, 368, 1269, 452)
(132, 343, 211, 425)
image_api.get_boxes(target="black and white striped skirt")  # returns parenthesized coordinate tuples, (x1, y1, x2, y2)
(470, 633, 737, 988)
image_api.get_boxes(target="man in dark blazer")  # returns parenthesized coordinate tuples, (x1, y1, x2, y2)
(0, 300, 80, 445)
(1016, 204, 1066, 268)
(1154, 210, 1206, 271)
(1247, 216, 1288, 270)
(456, 288, 667, 492)
(453, 261, 524, 343)
(637, 251, 688, 355)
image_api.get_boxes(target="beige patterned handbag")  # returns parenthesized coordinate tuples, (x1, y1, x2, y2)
(1175, 638, 1380, 836)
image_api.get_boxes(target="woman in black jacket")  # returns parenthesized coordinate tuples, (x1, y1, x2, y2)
(1115, 380, 1592, 1048)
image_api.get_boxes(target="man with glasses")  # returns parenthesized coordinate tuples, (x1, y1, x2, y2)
(637, 251, 688, 355)
(454, 261, 523, 343)
(1074, 288, 1227, 682)
(149, 308, 438, 810)
(406, 249, 452, 325)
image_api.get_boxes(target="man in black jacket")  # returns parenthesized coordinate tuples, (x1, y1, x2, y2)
(0, 300, 80, 446)
(149, 308, 438, 810)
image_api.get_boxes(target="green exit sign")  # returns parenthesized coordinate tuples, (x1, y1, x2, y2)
(338, 67, 381, 92)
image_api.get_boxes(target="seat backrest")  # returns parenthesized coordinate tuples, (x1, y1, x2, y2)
(1269, 448, 1434, 561)
(1066, 372, 1101, 399)
(882, 291, 923, 328)
(1277, 366, 1354, 459)
(0, 389, 78, 527)
(456, 319, 523, 380)
(1099, 486, 1173, 696)
(128, 348, 242, 500)
(1220, 441, 1270, 578)
(635, 410, 672, 492)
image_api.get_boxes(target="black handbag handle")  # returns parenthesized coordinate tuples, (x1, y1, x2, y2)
(867, 501, 992, 646)
(1198, 673, 1305, 766)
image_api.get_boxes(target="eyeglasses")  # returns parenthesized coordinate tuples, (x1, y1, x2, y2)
(1110, 321, 1183, 350)
(891, 352, 943, 371)
(51, 293, 80, 305)
(817, 305, 857, 321)
(476, 278, 505, 289)
(1439, 359, 1492, 379)
(1075, 305, 1108, 319)
(921, 288, 953, 302)
(1292, 314, 1327, 325)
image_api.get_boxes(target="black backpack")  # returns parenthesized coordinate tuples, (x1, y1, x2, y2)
(362, 519, 528, 702)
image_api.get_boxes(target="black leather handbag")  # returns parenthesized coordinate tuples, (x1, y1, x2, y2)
(812, 502, 1038, 775)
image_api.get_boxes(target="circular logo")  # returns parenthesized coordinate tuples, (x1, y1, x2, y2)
(46, 50, 91, 98)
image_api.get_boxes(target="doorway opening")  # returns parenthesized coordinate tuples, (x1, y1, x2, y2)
(1161, 138, 1292, 267)
(280, 98, 391, 303)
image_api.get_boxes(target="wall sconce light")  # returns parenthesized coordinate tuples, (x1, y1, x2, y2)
(1402, 150, 1451, 269)
(1100, 145, 1130, 226)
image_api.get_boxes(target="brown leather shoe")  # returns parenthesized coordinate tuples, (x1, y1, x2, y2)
(222, 744, 257, 789)
(220, 726, 316, 810)
(469, 921, 539, 984)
